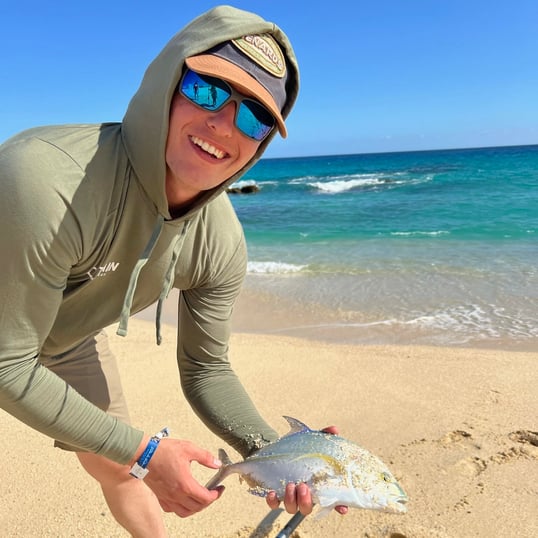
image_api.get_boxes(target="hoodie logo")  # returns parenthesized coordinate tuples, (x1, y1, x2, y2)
(232, 34, 286, 78)
(86, 261, 120, 280)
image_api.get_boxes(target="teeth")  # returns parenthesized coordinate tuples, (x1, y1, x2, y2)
(191, 136, 225, 159)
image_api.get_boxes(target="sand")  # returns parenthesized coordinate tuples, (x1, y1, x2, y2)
(1, 318, 537, 537)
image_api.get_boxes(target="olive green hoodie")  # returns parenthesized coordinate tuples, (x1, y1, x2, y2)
(0, 6, 299, 463)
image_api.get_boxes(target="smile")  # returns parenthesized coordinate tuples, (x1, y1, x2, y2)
(190, 136, 226, 159)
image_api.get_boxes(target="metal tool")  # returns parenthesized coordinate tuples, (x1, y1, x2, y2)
(274, 512, 306, 538)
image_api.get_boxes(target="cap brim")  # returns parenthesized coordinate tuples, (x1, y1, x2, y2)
(185, 55, 287, 138)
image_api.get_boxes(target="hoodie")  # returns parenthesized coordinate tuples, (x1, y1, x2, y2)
(0, 6, 299, 463)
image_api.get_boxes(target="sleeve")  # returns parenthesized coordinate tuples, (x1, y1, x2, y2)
(0, 136, 142, 464)
(176, 233, 278, 458)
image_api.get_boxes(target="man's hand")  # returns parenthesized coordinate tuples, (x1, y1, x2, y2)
(141, 438, 224, 518)
(265, 425, 349, 516)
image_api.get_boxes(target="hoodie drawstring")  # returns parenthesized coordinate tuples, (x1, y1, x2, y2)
(116, 215, 190, 345)
(116, 215, 164, 339)
(155, 221, 190, 344)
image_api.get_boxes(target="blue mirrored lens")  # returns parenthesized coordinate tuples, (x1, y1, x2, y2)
(237, 100, 274, 141)
(180, 70, 274, 141)
(180, 69, 230, 110)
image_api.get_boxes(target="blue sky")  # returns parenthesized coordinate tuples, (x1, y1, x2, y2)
(2, 1, 537, 158)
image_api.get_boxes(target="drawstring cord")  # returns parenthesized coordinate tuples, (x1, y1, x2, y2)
(155, 221, 189, 344)
(116, 215, 164, 339)
(117, 215, 190, 345)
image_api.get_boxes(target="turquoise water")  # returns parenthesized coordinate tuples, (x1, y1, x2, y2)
(229, 145, 538, 349)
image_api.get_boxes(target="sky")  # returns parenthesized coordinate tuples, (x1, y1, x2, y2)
(2, 0, 537, 158)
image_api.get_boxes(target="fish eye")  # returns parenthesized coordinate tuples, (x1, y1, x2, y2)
(381, 472, 392, 482)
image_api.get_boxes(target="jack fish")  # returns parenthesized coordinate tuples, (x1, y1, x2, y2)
(206, 416, 408, 516)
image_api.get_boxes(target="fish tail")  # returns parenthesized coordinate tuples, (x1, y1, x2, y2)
(205, 449, 233, 490)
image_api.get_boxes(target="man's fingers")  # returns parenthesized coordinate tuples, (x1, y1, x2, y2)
(267, 483, 314, 515)
(160, 491, 217, 518)
(184, 442, 222, 470)
(283, 483, 298, 513)
(266, 490, 280, 510)
(296, 483, 313, 515)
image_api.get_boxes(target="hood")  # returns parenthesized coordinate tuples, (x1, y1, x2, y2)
(122, 5, 300, 220)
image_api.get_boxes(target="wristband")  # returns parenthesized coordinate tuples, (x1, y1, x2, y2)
(129, 427, 169, 479)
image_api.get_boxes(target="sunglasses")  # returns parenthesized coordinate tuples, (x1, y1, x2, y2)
(179, 68, 275, 141)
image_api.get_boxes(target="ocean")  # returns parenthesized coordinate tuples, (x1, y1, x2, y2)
(228, 144, 538, 350)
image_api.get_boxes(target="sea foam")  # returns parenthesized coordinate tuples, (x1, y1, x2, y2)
(247, 261, 306, 274)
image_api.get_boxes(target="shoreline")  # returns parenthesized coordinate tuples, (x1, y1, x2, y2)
(2, 318, 537, 537)
(136, 287, 537, 352)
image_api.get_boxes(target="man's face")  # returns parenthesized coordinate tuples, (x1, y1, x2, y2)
(165, 92, 262, 210)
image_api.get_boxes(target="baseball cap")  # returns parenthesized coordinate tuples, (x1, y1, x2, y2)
(185, 34, 288, 137)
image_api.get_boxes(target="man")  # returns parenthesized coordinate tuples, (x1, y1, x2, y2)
(0, 5, 339, 537)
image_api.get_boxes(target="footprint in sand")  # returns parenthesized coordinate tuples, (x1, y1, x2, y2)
(506, 430, 538, 460)
(438, 430, 473, 446)
(509, 429, 538, 447)
(454, 455, 487, 476)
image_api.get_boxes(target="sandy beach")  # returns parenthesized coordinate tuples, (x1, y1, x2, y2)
(1, 314, 537, 537)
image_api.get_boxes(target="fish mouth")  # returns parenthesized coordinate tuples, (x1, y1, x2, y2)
(391, 496, 408, 513)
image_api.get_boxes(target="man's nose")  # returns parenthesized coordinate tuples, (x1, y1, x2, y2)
(207, 101, 236, 137)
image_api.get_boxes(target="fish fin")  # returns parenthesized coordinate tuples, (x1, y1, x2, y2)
(205, 449, 234, 490)
(314, 495, 339, 519)
(218, 448, 233, 466)
(282, 416, 312, 434)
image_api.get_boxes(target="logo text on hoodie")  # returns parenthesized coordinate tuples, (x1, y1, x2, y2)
(86, 261, 120, 280)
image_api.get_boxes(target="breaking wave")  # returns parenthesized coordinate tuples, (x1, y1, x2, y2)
(247, 261, 306, 274)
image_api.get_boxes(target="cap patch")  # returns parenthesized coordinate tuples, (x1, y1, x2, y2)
(232, 34, 286, 78)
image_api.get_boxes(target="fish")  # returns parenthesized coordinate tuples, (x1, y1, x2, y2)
(206, 416, 408, 516)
